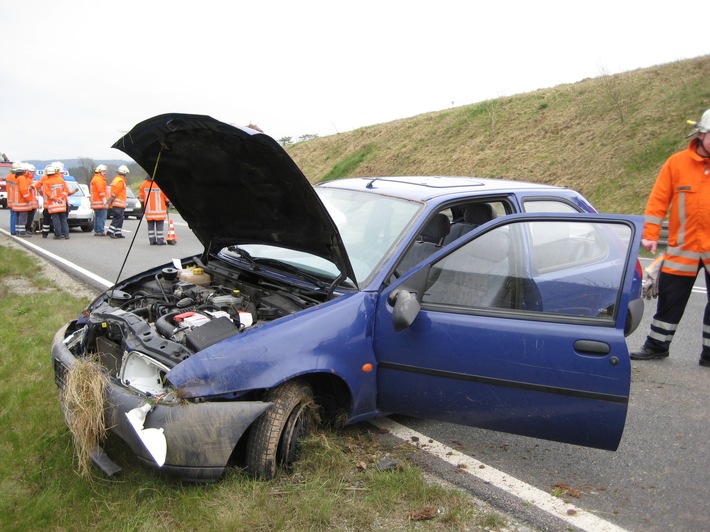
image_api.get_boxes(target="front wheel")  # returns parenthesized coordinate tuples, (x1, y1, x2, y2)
(246, 380, 317, 479)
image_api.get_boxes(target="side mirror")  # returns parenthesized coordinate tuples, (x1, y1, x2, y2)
(391, 290, 421, 332)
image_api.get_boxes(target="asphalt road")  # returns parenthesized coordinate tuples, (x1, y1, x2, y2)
(3, 207, 709, 531)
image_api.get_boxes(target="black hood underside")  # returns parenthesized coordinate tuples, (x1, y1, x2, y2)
(112, 113, 355, 283)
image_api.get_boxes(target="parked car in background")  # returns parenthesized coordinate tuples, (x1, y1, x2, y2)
(107, 186, 143, 219)
(35, 174, 94, 232)
(51, 113, 645, 483)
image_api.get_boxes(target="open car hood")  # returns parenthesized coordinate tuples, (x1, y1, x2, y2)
(112, 113, 356, 284)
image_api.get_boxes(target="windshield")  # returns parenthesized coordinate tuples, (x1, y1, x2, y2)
(316, 187, 421, 282)
(220, 188, 421, 287)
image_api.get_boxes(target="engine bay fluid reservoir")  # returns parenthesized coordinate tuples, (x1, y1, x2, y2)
(178, 267, 211, 287)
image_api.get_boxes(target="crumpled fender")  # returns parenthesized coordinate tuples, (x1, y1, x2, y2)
(104, 382, 272, 481)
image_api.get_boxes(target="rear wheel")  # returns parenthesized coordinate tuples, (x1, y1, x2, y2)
(246, 380, 317, 479)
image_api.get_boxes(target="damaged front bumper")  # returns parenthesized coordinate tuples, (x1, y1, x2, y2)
(51, 324, 272, 482)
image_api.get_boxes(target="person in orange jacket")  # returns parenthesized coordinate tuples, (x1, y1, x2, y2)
(107, 165, 129, 239)
(5, 161, 21, 235)
(631, 108, 710, 367)
(13, 163, 35, 237)
(42, 166, 75, 239)
(34, 165, 52, 237)
(90, 164, 109, 236)
(23, 164, 38, 234)
(138, 178, 169, 245)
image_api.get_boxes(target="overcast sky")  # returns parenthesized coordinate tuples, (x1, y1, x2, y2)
(2, 1, 707, 162)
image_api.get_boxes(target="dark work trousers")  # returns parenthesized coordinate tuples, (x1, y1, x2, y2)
(107, 207, 125, 237)
(644, 266, 710, 357)
(41, 209, 51, 237)
(25, 209, 36, 233)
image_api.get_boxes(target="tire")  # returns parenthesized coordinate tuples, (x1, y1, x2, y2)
(81, 224, 93, 232)
(246, 380, 317, 479)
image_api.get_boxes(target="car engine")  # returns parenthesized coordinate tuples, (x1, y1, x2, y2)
(74, 259, 328, 384)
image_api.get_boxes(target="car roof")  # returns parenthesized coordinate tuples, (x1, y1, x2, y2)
(317, 176, 567, 203)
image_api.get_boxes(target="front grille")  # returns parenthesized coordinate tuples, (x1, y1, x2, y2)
(53, 358, 68, 389)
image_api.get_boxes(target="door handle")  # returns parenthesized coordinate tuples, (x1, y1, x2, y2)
(574, 340, 611, 355)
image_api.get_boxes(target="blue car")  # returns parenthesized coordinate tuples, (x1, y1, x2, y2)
(51, 113, 644, 482)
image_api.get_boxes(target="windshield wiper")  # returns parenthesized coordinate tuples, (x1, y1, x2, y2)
(227, 246, 260, 271)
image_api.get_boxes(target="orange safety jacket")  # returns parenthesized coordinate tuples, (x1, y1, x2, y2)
(643, 137, 710, 276)
(108, 175, 127, 208)
(34, 174, 49, 206)
(138, 179, 168, 221)
(90, 173, 108, 209)
(5, 172, 17, 209)
(13, 172, 35, 212)
(43, 174, 71, 214)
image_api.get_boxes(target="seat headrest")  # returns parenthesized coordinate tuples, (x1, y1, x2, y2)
(464, 203, 496, 225)
(421, 213, 451, 243)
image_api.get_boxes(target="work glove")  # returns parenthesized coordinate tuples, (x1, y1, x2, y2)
(642, 255, 664, 300)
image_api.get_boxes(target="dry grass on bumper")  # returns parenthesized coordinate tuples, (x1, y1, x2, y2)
(61, 355, 108, 477)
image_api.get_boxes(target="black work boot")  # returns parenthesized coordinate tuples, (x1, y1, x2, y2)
(699, 355, 710, 367)
(630, 345, 670, 360)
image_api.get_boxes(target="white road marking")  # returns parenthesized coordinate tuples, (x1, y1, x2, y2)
(1, 228, 113, 288)
(370, 417, 629, 532)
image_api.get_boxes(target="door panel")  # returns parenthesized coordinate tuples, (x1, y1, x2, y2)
(374, 215, 642, 450)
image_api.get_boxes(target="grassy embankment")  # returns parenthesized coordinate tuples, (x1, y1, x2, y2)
(288, 55, 710, 217)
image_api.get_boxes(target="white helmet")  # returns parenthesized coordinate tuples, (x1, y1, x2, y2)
(117, 164, 130, 174)
(51, 161, 65, 172)
(687, 109, 710, 136)
(11, 161, 24, 173)
(45, 165, 57, 175)
(95, 164, 107, 173)
(26, 163, 36, 172)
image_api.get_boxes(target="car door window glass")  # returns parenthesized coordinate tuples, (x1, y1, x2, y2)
(422, 219, 632, 324)
(523, 199, 580, 213)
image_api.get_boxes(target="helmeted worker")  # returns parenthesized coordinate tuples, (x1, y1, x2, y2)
(107, 165, 129, 239)
(6, 161, 22, 235)
(42, 165, 72, 239)
(138, 178, 169, 245)
(90, 164, 109, 236)
(631, 108, 710, 367)
(13, 163, 35, 237)
(23, 163, 38, 234)
(35, 165, 53, 237)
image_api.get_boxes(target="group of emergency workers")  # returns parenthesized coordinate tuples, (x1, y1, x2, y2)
(88, 164, 169, 243)
(6, 162, 169, 244)
(6, 160, 78, 239)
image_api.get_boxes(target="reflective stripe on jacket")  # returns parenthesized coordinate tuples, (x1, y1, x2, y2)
(138, 179, 167, 221)
(43, 175, 71, 214)
(13, 173, 35, 212)
(643, 137, 710, 276)
(90, 173, 108, 209)
(109, 175, 127, 208)
(5, 172, 17, 208)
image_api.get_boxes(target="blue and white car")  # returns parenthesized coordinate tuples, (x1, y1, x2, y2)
(51, 113, 644, 482)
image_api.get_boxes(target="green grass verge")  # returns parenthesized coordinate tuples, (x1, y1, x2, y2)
(0, 240, 507, 531)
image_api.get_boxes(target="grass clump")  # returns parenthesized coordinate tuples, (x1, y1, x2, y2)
(61, 355, 109, 477)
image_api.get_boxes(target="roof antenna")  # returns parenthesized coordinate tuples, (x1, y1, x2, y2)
(366, 177, 378, 189)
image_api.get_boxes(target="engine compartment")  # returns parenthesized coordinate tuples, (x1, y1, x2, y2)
(77, 257, 329, 375)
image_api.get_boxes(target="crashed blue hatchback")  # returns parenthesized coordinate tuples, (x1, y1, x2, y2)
(51, 113, 644, 482)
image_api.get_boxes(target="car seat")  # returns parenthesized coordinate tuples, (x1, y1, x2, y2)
(443, 203, 496, 245)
